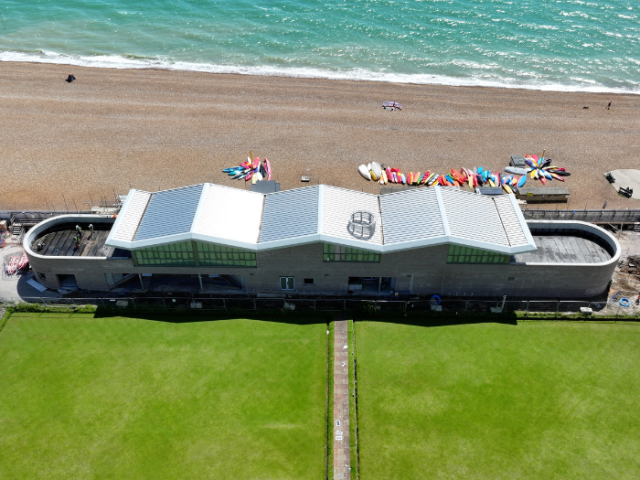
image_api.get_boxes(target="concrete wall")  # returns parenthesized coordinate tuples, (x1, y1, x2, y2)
(24, 216, 620, 298)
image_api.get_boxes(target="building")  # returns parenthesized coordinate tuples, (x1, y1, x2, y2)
(24, 183, 620, 298)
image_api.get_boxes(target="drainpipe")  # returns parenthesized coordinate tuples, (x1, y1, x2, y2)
(501, 295, 507, 311)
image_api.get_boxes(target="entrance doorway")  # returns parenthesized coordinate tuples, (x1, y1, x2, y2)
(348, 277, 395, 296)
(57, 274, 78, 289)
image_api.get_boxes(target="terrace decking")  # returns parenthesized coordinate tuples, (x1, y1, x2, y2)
(513, 234, 612, 264)
(32, 228, 127, 258)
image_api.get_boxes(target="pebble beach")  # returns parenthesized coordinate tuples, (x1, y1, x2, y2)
(1, 62, 639, 211)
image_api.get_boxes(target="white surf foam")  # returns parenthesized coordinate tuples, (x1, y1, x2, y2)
(1, 49, 639, 95)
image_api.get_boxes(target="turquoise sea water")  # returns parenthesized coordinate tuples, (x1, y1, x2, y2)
(1, 0, 639, 93)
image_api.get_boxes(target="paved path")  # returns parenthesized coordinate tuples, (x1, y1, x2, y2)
(333, 320, 351, 480)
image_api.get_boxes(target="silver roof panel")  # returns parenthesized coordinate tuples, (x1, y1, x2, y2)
(380, 188, 446, 245)
(259, 186, 319, 243)
(135, 184, 203, 241)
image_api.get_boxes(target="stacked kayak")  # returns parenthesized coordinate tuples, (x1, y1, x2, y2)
(521, 150, 571, 185)
(223, 151, 272, 184)
(357, 151, 569, 194)
(357, 164, 526, 194)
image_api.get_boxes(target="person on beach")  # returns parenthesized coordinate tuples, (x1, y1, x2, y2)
(66, 73, 76, 83)
(607, 101, 612, 110)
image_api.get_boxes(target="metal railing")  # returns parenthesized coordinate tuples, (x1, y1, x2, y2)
(1, 296, 638, 318)
(522, 208, 640, 224)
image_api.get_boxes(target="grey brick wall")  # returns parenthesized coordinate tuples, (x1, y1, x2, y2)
(26, 241, 616, 298)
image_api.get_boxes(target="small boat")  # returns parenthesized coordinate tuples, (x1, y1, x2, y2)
(371, 162, 383, 180)
(424, 173, 433, 186)
(550, 172, 565, 182)
(264, 158, 272, 180)
(517, 175, 527, 188)
(381, 170, 388, 184)
(358, 164, 372, 180)
(427, 174, 439, 186)
(505, 167, 528, 175)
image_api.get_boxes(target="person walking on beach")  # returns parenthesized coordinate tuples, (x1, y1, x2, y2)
(607, 101, 612, 110)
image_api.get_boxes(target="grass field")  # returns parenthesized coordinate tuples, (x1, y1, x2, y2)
(355, 320, 640, 480)
(0, 313, 327, 480)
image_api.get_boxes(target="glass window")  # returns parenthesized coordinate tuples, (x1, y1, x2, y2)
(280, 277, 295, 290)
(323, 244, 380, 263)
(132, 241, 195, 267)
(447, 245, 512, 264)
(195, 242, 256, 267)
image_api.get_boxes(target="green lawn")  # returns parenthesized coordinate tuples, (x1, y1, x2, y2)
(0, 313, 327, 480)
(356, 320, 640, 480)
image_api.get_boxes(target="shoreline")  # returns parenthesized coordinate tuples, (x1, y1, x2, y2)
(1, 55, 639, 96)
(1, 61, 640, 211)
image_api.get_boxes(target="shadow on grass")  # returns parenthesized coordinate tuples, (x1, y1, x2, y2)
(353, 311, 519, 328)
(92, 305, 519, 327)
(92, 306, 335, 325)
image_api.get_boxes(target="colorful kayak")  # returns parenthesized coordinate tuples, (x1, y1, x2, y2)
(517, 175, 526, 188)
(264, 158, 272, 180)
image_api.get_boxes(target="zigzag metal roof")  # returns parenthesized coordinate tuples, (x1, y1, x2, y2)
(106, 183, 536, 255)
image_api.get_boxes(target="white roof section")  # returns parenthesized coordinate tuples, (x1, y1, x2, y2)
(192, 184, 265, 249)
(321, 186, 383, 247)
(109, 190, 151, 242)
(106, 183, 537, 254)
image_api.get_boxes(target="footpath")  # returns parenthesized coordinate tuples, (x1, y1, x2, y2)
(333, 320, 351, 480)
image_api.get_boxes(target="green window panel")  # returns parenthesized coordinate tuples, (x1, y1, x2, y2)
(323, 244, 380, 263)
(132, 241, 195, 267)
(195, 241, 257, 267)
(446, 245, 512, 264)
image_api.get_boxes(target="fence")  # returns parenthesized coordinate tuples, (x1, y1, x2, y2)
(2, 296, 638, 318)
(522, 208, 640, 224)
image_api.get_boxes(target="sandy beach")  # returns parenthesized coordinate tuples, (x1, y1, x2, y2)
(1, 62, 639, 211)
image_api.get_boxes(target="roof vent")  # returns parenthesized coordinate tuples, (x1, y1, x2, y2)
(348, 211, 376, 239)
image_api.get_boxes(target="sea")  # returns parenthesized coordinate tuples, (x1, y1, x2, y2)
(1, 0, 639, 94)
